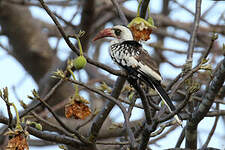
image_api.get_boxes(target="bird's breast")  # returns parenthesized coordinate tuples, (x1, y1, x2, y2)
(110, 44, 133, 66)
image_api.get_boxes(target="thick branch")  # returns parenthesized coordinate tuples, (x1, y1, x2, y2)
(193, 57, 225, 123)
(88, 77, 126, 141)
(185, 57, 225, 149)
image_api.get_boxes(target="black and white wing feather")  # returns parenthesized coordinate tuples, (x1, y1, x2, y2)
(110, 40, 182, 124)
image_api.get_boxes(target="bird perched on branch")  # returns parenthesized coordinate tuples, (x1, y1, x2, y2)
(93, 25, 182, 125)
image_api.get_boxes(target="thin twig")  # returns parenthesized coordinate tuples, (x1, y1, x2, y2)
(170, 31, 217, 97)
(201, 104, 220, 149)
(173, 0, 211, 26)
(201, 1, 217, 19)
(76, 114, 96, 130)
(27, 125, 84, 147)
(197, 33, 217, 64)
(2, 97, 13, 129)
(35, 94, 90, 144)
(149, 125, 177, 144)
(186, 0, 202, 62)
(38, 0, 79, 55)
(19, 79, 63, 118)
(170, 63, 202, 96)
(88, 77, 126, 142)
(159, 92, 192, 123)
(129, 79, 152, 124)
(66, 77, 137, 148)
(150, 120, 178, 137)
(175, 127, 185, 148)
(111, 0, 128, 25)
(38, 0, 128, 78)
(85, 56, 127, 77)
(31, 112, 73, 137)
(127, 94, 137, 119)
(0, 115, 84, 147)
(146, 95, 160, 111)
(119, 97, 143, 109)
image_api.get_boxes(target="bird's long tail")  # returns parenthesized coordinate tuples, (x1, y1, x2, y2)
(151, 83, 182, 125)
(128, 70, 182, 125)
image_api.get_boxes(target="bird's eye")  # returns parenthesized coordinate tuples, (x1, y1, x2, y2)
(114, 29, 121, 36)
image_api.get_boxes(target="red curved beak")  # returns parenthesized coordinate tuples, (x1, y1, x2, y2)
(93, 28, 115, 41)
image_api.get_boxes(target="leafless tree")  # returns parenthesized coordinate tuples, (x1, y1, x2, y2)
(0, 0, 225, 150)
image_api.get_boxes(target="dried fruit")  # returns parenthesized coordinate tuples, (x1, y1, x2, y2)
(65, 96, 91, 119)
(128, 17, 156, 41)
(6, 130, 29, 150)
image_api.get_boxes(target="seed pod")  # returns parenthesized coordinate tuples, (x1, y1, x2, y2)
(73, 56, 87, 70)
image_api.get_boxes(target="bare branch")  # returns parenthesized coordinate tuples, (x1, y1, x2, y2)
(111, 0, 128, 25)
(66, 77, 136, 148)
(185, 56, 225, 149)
(202, 104, 220, 149)
(186, 0, 202, 62)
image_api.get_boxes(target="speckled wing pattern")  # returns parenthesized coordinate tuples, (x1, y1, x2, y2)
(109, 40, 182, 124)
(110, 40, 162, 81)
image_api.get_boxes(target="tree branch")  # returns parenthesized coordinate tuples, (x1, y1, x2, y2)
(186, 0, 202, 62)
(185, 56, 225, 149)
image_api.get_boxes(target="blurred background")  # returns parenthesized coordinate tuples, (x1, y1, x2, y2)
(0, 0, 225, 149)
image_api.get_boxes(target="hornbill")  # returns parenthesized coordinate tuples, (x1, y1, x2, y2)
(93, 25, 182, 125)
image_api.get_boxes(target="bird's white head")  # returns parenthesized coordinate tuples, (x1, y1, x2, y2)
(93, 25, 134, 44)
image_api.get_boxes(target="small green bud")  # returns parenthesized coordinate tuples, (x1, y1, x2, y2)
(160, 100, 165, 107)
(35, 123, 42, 131)
(27, 121, 43, 130)
(200, 64, 212, 71)
(58, 145, 67, 150)
(201, 58, 209, 64)
(19, 100, 27, 109)
(52, 69, 65, 79)
(67, 59, 74, 69)
(73, 56, 87, 70)
(128, 92, 135, 101)
(32, 89, 40, 99)
(27, 95, 34, 100)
